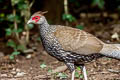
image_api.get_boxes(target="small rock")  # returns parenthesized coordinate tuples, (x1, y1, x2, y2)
(16, 59, 21, 63)
(22, 31, 26, 35)
(32, 47, 37, 50)
(15, 72, 26, 77)
(111, 32, 119, 40)
(16, 68, 21, 72)
(0, 52, 4, 57)
(9, 79, 16, 80)
(12, 68, 16, 71)
(30, 67, 33, 70)
(24, 49, 34, 53)
(1, 74, 7, 77)
(8, 73, 14, 77)
(11, 71, 17, 75)
(26, 54, 32, 59)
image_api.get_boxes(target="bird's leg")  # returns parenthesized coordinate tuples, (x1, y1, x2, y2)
(80, 65, 88, 80)
(82, 66, 88, 80)
(65, 62, 75, 80)
(72, 70, 75, 80)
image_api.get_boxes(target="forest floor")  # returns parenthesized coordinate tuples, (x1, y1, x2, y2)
(0, 17, 120, 80)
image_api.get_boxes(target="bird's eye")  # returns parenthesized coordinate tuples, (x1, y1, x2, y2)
(32, 16, 40, 22)
(35, 17, 38, 19)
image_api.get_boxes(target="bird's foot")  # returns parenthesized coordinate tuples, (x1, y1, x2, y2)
(82, 66, 88, 80)
(71, 70, 75, 80)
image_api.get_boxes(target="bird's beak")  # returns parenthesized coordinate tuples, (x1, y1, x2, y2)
(27, 20, 32, 24)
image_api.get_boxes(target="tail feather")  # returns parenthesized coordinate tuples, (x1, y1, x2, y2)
(100, 44, 120, 59)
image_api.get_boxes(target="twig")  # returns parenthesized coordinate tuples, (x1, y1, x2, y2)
(64, 0, 68, 14)
(64, 0, 69, 25)
(29, 0, 35, 8)
(108, 69, 120, 73)
(24, 0, 35, 44)
(13, 8, 20, 43)
(34, 74, 51, 79)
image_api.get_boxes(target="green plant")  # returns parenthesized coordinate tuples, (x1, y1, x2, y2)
(40, 63, 47, 68)
(37, 37, 41, 42)
(57, 72, 68, 79)
(92, 0, 105, 9)
(74, 67, 84, 79)
(0, 0, 35, 59)
(75, 67, 83, 79)
(75, 71, 79, 78)
(48, 68, 52, 73)
(7, 40, 25, 59)
(76, 25, 84, 30)
(62, 14, 76, 22)
(63, 0, 76, 25)
(80, 74, 84, 79)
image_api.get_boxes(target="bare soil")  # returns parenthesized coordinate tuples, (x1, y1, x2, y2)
(0, 48, 120, 80)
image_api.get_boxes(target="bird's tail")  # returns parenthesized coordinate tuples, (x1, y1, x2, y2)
(100, 43, 120, 59)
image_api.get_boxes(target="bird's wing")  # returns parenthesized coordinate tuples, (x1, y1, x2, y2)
(53, 26, 104, 55)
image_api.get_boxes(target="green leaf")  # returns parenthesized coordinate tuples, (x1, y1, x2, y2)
(92, 0, 105, 9)
(75, 72, 79, 78)
(5, 28, 12, 36)
(17, 45, 26, 51)
(0, 13, 5, 17)
(7, 40, 16, 48)
(76, 25, 84, 30)
(7, 14, 20, 22)
(12, 51, 20, 55)
(62, 14, 76, 22)
(11, 0, 20, 6)
(22, 4, 28, 9)
(13, 28, 22, 33)
(10, 55, 14, 59)
(48, 69, 52, 73)
(66, 14, 72, 19)
(7, 14, 15, 22)
(62, 14, 67, 20)
(37, 37, 41, 41)
(77, 66, 81, 71)
(18, 28, 23, 33)
(9, 51, 20, 59)
(80, 74, 84, 79)
(57, 72, 68, 79)
(18, 3, 28, 10)
(0, 13, 5, 21)
(15, 15, 21, 23)
(40, 63, 47, 68)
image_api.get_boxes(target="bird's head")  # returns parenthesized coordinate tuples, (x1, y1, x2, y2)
(27, 11, 48, 25)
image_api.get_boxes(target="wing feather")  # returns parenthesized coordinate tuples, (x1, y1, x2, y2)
(53, 26, 103, 55)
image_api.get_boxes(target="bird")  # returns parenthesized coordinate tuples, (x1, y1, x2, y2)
(27, 11, 120, 80)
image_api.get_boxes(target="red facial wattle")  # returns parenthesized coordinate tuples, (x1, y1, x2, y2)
(32, 16, 40, 22)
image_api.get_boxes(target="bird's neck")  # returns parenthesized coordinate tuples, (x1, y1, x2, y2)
(39, 19, 50, 35)
(38, 18, 68, 61)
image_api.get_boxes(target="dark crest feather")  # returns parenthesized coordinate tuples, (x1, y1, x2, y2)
(34, 11, 48, 15)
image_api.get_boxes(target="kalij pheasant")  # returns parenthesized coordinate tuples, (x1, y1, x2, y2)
(27, 11, 120, 80)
